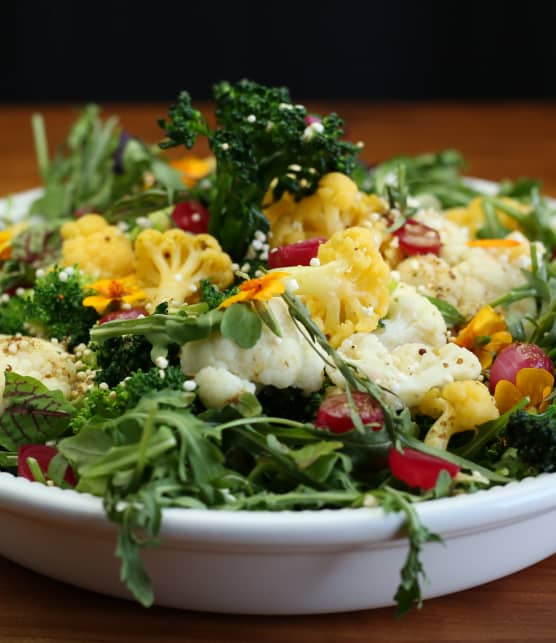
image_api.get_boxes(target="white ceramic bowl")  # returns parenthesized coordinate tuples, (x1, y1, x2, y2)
(1, 183, 556, 614)
(1, 471, 556, 614)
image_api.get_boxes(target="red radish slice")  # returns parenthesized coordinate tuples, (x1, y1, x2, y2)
(268, 237, 327, 268)
(489, 343, 554, 393)
(99, 307, 147, 324)
(315, 392, 384, 434)
(393, 219, 441, 256)
(388, 446, 460, 490)
(18, 444, 77, 486)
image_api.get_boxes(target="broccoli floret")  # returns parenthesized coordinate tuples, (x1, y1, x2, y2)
(93, 335, 155, 387)
(159, 79, 360, 259)
(25, 266, 98, 348)
(123, 366, 186, 407)
(0, 295, 26, 335)
(70, 366, 187, 432)
(70, 386, 125, 433)
(199, 279, 239, 310)
(505, 408, 556, 473)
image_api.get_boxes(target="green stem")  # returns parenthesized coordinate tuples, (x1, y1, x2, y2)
(31, 113, 49, 179)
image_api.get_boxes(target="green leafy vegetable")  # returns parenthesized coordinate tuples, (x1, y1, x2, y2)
(0, 372, 73, 451)
(424, 296, 466, 327)
(25, 265, 98, 348)
(220, 303, 262, 348)
(158, 79, 360, 259)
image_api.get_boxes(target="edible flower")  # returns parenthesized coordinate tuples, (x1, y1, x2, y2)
(82, 274, 146, 314)
(494, 368, 554, 414)
(218, 272, 289, 309)
(170, 155, 215, 187)
(466, 238, 521, 249)
(0, 222, 27, 260)
(454, 305, 512, 369)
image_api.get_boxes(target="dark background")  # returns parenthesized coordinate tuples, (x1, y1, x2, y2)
(3, 1, 556, 102)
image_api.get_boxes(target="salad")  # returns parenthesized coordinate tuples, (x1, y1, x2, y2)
(1, 80, 555, 616)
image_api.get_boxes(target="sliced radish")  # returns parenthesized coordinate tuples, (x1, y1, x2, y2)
(268, 237, 327, 269)
(315, 391, 384, 434)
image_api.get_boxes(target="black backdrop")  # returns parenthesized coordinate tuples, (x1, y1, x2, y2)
(3, 0, 556, 102)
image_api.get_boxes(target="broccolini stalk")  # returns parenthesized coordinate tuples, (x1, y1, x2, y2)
(158, 79, 360, 259)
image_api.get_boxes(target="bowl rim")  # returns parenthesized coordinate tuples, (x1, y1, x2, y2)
(1, 470, 556, 549)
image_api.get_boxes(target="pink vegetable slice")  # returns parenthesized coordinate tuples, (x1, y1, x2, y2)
(489, 343, 554, 393)
(388, 446, 460, 490)
(268, 237, 327, 269)
(315, 392, 384, 434)
(18, 444, 77, 486)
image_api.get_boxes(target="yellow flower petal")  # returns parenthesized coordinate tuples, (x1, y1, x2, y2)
(494, 379, 523, 414)
(455, 306, 511, 369)
(82, 295, 112, 314)
(218, 272, 289, 310)
(170, 156, 215, 187)
(83, 274, 144, 313)
(515, 368, 554, 409)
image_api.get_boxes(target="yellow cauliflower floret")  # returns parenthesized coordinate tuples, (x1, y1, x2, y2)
(285, 226, 391, 347)
(444, 196, 530, 238)
(61, 214, 135, 279)
(135, 228, 234, 307)
(265, 172, 387, 248)
(419, 380, 499, 451)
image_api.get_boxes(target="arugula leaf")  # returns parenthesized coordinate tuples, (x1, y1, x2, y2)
(375, 486, 442, 616)
(424, 296, 466, 327)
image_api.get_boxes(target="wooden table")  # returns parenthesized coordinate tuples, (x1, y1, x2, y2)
(1, 103, 556, 642)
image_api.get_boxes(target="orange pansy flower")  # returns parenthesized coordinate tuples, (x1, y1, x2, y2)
(454, 305, 512, 369)
(82, 274, 146, 314)
(170, 156, 215, 187)
(218, 272, 290, 310)
(494, 368, 555, 414)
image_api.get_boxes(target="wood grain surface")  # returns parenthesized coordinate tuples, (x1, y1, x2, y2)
(1, 102, 556, 642)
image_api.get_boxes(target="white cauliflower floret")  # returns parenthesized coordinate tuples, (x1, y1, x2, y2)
(375, 282, 447, 350)
(194, 367, 256, 409)
(180, 298, 324, 393)
(0, 336, 76, 398)
(329, 333, 481, 407)
(397, 236, 536, 319)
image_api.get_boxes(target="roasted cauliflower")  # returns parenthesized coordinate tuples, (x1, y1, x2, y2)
(134, 228, 234, 308)
(375, 282, 447, 350)
(285, 226, 391, 347)
(180, 298, 325, 394)
(0, 336, 77, 399)
(397, 232, 536, 319)
(329, 334, 481, 408)
(61, 214, 135, 279)
(265, 172, 387, 248)
(419, 380, 499, 450)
